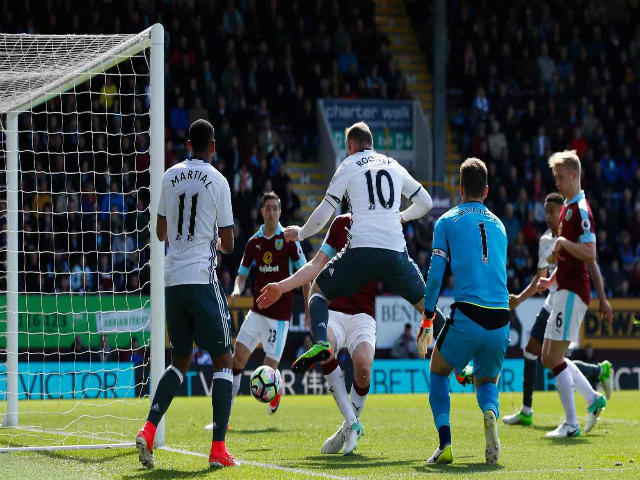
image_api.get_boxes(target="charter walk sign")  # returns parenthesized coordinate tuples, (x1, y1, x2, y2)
(322, 99, 415, 165)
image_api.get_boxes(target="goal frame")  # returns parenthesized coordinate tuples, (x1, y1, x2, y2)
(1, 23, 166, 451)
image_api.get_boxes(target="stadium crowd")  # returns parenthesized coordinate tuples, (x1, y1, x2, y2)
(408, 0, 640, 297)
(1, 0, 638, 305)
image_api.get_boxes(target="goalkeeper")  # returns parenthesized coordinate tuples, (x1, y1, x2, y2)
(418, 158, 510, 466)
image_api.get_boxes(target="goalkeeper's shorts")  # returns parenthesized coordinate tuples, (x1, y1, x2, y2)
(165, 280, 232, 357)
(436, 309, 510, 380)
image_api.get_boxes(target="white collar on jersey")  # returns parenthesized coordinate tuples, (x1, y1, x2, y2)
(257, 223, 283, 238)
(185, 157, 206, 163)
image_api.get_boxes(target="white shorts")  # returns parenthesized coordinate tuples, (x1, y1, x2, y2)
(235, 310, 289, 362)
(328, 310, 376, 356)
(544, 289, 588, 343)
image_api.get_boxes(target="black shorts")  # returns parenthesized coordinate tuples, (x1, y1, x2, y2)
(316, 247, 425, 305)
(165, 281, 232, 357)
(529, 307, 550, 344)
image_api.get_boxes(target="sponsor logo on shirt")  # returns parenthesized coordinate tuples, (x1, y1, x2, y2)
(258, 264, 280, 273)
(263, 251, 273, 264)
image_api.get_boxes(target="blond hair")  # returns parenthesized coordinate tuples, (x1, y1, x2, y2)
(548, 150, 581, 176)
(345, 121, 373, 147)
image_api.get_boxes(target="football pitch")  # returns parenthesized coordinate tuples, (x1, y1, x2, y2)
(1, 391, 639, 479)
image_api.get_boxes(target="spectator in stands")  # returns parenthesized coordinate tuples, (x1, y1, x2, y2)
(391, 323, 418, 359)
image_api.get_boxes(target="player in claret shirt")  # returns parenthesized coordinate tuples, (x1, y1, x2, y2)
(537, 150, 608, 438)
(228, 191, 309, 415)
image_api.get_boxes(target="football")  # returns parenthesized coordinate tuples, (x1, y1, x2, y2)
(250, 365, 282, 403)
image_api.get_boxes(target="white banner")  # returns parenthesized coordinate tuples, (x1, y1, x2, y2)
(96, 309, 151, 333)
(375, 296, 546, 350)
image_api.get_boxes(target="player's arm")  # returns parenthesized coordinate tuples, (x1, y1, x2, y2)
(218, 227, 234, 254)
(510, 268, 547, 309)
(231, 244, 254, 304)
(217, 177, 235, 254)
(156, 175, 168, 241)
(554, 208, 596, 263)
(284, 163, 348, 242)
(156, 215, 167, 242)
(418, 219, 448, 357)
(399, 174, 432, 223)
(588, 259, 613, 325)
(554, 237, 595, 263)
(536, 268, 557, 293)
(256, 251, 330, 309)
(230, 273, 247, 301)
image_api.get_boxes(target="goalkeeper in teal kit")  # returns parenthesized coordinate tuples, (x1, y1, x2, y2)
(418, 158, 510, 465)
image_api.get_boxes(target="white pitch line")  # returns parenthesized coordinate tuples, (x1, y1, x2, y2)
(162, 445, 354, 480)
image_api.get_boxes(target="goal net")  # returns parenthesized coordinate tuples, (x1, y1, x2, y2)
(0, 24, 166, 451)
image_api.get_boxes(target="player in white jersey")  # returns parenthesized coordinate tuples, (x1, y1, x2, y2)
(136, 120, 238, 469)
(503, 192, 613, 427)
(283, 121, 435, 372)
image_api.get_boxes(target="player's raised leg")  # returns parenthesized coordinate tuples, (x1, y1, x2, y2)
(293, 284, 333, 373)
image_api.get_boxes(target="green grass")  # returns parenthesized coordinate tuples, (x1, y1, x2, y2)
(2, 391, 639, 479)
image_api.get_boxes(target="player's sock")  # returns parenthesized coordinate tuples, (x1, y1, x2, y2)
(323, 359, 357, 425)
(211, 368, 233, 441)
(553, 361, 577, 425)
(147, 365, 183, 426)
(571, 360, 601, 391)
(476, 382, 499, 419)
(350, 380, 369, 418)
(309, 293, 329, 343)
(565, 359, 597, 405)
(231, 368, 242, 401)
(522, 351, 537, 412)
(429, 372, 451, 448)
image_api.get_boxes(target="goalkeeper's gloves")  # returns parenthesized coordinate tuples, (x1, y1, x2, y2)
(417, 311, 435, 359)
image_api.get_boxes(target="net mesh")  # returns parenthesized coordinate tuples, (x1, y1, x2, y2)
(0, 30, 155, 449)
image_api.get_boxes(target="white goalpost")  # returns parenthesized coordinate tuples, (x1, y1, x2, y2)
(0, 24, 165, 451)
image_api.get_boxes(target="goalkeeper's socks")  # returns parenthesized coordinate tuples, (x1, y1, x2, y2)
(323, 359, 357, 425)
(309, 294, 329, 342)
(522, 351, 537, 410)
(429, 372, 451, 442)
(350, 380, 369, 418)
(147, 365, 183, 426)
(211, 368, 233, 442)
(476, 382, 499, 419)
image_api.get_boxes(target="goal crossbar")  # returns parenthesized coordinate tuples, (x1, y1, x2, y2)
(0, 27, 152, 114)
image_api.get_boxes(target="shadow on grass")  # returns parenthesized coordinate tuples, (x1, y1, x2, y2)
(230, 427, 289, 435)
(415, 462, 506, 474)
(121, 467, 213, 479)
(34, 448, 136, 465)
(300, 454, 420, 470)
